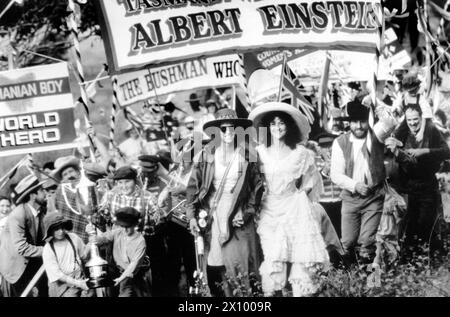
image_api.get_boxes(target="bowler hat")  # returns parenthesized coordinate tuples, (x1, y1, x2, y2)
(42, 212, 73, 241)
(115, 207, 141, 228)
(13, 175, 47, 205)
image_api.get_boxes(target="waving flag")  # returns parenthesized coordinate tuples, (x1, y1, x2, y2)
(280, 56, 315, 124)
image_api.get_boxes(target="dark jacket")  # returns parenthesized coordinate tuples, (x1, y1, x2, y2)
(0, 204, 45, 284)
(186, 143, 264, 245)
(394, 120, 450, 191)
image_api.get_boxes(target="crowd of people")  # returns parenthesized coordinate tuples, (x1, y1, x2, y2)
(0, 68, 449, 297)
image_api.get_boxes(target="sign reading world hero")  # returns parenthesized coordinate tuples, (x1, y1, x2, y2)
(97, 0, 382, 73)
(0, 63, 78, 157)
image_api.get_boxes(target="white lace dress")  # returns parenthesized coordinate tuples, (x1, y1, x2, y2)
(257, 144, 330, 296)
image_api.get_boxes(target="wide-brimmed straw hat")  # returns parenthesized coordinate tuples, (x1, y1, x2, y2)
(42, 212, 73, 241)
(13, 175, 47, 205)
(51, 156, 80, 181)
(248, 101, 311, 143)
(203, 108, 252, 135)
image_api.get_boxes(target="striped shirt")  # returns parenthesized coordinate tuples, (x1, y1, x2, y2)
(99, 185, 164, 235)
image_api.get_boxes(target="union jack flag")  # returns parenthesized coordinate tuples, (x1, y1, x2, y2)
(280, 57, 315, 124)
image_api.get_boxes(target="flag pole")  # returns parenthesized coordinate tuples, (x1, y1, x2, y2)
(278, 52, 287, 102)
(318, 51, 331, 129)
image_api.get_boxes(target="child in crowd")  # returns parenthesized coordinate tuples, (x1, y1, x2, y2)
(87, 207, 147, 297)
(42, 213, 91, 297)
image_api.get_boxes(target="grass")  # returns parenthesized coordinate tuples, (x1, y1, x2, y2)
(206, 223, 450, 298)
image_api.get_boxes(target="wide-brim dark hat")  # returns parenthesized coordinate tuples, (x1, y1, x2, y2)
(115, 207, 141, 228)
(203, 108, 252, 135)
(43, 212, 73, 241)
(14, 175, 47, 205)
(338, 101, 370, 122)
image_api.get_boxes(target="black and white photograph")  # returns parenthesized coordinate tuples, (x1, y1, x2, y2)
(0, 0, 450, 301)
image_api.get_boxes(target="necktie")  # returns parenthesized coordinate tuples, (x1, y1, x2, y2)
(36, 213, 44, 245)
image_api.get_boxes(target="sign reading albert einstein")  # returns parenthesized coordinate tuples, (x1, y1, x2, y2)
(0, 63, 78, 157)
(97, 0, 382, 73)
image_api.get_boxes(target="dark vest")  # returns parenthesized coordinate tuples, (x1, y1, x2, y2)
(336, 131, 386, 187)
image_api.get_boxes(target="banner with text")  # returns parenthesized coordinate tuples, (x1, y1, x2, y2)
(117, 54, 241, 107)
(0, 63, 78, 157)
(97, 0, 382, 73)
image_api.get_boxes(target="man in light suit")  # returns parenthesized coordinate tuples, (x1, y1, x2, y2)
(0, 175, 48, 297)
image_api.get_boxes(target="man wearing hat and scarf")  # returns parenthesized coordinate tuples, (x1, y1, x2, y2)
(41, 213, 91, 297)
(330, 100, 387, 265)
(0, 175, 48, 297)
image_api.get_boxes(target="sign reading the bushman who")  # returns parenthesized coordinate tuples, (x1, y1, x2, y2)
(97, 0, 382, 73)
(0, 63, 78, 157)
(117, 54, 242, 106)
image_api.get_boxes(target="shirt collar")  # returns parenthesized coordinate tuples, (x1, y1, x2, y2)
(27, 203, 39, 217)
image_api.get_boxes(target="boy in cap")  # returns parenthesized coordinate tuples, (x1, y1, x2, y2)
(87, 207, 146, 297)
(99, 165, 168, 296)
(42, 213, 91, 297)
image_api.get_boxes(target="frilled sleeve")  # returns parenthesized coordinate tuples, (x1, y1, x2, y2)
(295, 146, 324, 202)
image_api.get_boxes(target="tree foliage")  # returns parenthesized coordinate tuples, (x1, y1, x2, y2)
(0, 0, 99, 70)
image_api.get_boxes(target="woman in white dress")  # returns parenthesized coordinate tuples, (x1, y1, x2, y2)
(249, 102, 330, 297)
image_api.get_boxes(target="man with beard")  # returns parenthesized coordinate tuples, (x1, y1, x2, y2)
(50, 156, 91, 243)
(330, 101, 386, 265)
(0, 175, 48, 297)
(386, 104, 450, 256)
